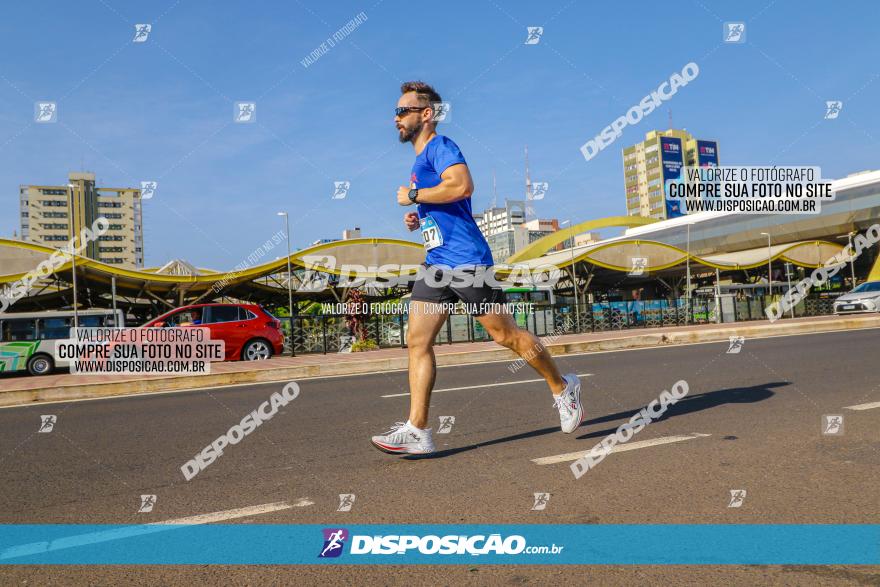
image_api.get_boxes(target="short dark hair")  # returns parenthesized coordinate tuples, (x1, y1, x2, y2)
(400, 80, 442, 107)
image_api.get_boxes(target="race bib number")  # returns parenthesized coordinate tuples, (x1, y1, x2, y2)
(420, 215, 443, 250)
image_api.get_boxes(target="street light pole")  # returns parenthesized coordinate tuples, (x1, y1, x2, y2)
(760, 232, 773, 298)
(847, 231, 857, 287)
(67, 183, 79, 329)
(784, 262, 795, 319)
(277, 212, 295, 357)
(561, 220, 580, 331)
(837, 232, 857, 288)
(686, 222, 692, 324)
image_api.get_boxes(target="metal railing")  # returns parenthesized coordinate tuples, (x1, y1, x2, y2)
(278, 295, 835, 355)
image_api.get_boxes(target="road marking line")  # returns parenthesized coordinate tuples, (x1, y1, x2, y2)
(149, 501, 296, 525)
(0, 500, 302, 560)
(381, 373, 593, 398)
(531, 433, 711, 465)
(844, 401, 880, 411)
(4, 324, 877, 410)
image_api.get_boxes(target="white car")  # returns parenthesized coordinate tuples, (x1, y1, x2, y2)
(833, 281, 880, 314)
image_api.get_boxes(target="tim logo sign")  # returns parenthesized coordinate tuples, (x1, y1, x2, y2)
(318, 528, 349, 558)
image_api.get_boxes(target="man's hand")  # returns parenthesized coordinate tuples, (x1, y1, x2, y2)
(397, 186, 413, 206)
(404, 211, 420, 231)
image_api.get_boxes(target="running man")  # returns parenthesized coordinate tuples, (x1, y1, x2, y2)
(370, 81, 583, 455)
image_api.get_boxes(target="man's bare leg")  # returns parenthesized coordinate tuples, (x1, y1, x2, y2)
(406, 301, 450, 429)
(476, 310, 566, 394)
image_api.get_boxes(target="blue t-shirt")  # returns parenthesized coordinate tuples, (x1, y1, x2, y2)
(411, 135, 493, 268)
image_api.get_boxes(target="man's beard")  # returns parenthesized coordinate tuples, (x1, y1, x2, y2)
(398, 121, 422, 143)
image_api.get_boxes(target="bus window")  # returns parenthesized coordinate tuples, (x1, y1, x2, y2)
(79, 315, 107, 328)
(2, 318, 37, 341)
(38, 317, 70, 340)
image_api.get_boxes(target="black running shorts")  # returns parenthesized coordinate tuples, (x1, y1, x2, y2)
(409, 264, 507, 316)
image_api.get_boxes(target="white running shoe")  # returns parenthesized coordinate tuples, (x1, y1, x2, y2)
(553, 373, 583, 433)
(371, 421, 435, 455)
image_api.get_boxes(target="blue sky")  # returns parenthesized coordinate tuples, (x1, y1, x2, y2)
(1, 1, 877, 268)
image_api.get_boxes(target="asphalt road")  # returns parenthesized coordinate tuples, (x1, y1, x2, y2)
(1, 328, 879, 585)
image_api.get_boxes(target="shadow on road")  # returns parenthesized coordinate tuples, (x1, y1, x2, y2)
(404, 381, 785, 460)
(574, 381, 785, 440)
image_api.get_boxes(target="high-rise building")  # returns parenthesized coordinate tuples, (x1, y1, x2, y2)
(473, 200, 566, 262)
(19, 172, 144, 267)
(622, 129, 719, 220)
(473, 199, 526, 236)
(342, 227, 361, 240)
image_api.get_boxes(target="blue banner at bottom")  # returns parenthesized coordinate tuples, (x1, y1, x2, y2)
(0, 524, 877, 565)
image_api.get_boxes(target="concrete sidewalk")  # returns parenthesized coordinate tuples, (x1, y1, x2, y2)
(2, 314, 878, 407)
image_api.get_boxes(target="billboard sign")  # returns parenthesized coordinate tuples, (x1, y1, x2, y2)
(696, 140, 719, 167)
(661, 136, 684, 218)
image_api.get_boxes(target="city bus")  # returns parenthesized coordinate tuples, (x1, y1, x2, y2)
(0, 309, 124, 376)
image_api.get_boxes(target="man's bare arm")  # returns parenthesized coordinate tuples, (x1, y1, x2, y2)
(396, 163, 473, 206)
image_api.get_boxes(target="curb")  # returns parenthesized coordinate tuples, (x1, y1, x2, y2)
(3, 316, 879, 407)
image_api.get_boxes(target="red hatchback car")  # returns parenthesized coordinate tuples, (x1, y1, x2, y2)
(142, 303, 284, 361)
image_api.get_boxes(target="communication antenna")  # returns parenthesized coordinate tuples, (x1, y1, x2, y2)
(491, 168, 497, 208)
(524, 144, 531, 199)
(668, 108, 673, 130)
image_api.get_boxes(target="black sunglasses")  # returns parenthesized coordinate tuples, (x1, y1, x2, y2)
(395, 106, 430, 117)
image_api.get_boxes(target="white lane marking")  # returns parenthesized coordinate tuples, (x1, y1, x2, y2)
(291, 498, 315, 507)
(0, 500, 302, 560)
(531, 433, 711, 465)
(844, 401, 880, 411)
(381, 373, 593, 398)
(149, 500, 297, 525)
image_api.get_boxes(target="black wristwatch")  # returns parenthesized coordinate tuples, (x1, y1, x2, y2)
(408, 188, 419, 204)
